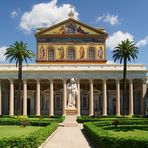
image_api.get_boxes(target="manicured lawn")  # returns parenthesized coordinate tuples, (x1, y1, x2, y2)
(0, 125, 42, 139)
(102, 125, 148, 140)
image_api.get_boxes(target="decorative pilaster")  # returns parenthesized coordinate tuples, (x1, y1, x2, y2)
(36, 79, 40, 116)
(9, 79, 14, 116)
(0, 80, 1, 116)
(103, 79, 107, 116)
(129, 79, 134, 115)
(141, 79, 147, 115)
(116, 79, 120, 116)
(49, 79, 54, 116)
(23, 80, 27, 116)
(89, 79, 94, 116)
(63, 79, 67, 116)
(77, 79, 80, 116)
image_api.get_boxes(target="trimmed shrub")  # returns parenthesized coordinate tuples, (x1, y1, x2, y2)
(20, 119, 30, 127)
(112, 119, 120, 127)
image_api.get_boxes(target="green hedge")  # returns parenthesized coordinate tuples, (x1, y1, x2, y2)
(0, 116, 65, 125)
(0, 118, 50, 126)
(77, 115, 148, 123)
(0, 122, 58, 148)
(83, 120, 148, 148)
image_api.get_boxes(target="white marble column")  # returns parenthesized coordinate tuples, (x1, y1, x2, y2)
(116, 79, 120, 116)
(102, 79, 107, 116)
(77, 79, 80, 116)
(141, 79, 147, 115)
(36, 79, 40, 116)
(89, 79, 94, 116)
(23, 80, 27, 116)
(0, 80, 1, 116)
(129, 79, 134, 115)
(49, 79, 54, 116)
(9, 79, 14, 116)
(63, 79, 67, 116)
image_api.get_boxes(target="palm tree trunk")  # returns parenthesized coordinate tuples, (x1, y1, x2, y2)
(123, 57, 127, 115)
(17, 60, 22, 115)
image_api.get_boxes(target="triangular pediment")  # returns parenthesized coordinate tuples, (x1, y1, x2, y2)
(35, 18, 107, 36)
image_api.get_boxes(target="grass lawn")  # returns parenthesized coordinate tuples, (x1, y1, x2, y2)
(102, 125, 148, 140)
(0, 125, 43, 139)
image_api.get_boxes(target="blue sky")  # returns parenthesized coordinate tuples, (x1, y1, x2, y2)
(0, 0, 148, 66)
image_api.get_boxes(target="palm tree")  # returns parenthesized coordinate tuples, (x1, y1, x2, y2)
(5, 41, 35, 115)
(113, 39, 138, 115)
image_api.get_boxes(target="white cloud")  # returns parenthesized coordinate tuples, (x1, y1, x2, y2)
(106, 31, 133, 50)
(96, 14, 119, 25)
(106, 60, 115, 64)
(96, 15, 105, 22)
(0, 46, 8, 63)
(19, 0, 79, 33)
(10, 8, 21, 18)
(136, 36, 148, 47)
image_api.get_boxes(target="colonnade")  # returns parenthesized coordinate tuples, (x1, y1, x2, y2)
(0, 79, 146, 116)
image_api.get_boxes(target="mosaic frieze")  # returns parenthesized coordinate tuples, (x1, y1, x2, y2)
(37, 44, 105, 61)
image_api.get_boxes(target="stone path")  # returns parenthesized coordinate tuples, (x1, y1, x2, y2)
(40, 116, 93, 148)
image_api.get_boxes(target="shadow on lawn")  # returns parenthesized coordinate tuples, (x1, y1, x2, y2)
(103, 125, 148, 132)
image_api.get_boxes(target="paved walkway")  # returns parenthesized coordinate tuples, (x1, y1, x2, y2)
(40, 116, 93, 148)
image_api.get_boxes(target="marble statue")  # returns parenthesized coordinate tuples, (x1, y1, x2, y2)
(67, 78, 78, 108)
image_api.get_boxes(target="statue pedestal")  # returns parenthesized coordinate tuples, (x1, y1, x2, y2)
(65, 108, 77, 115)
(62, 108, 78, 127)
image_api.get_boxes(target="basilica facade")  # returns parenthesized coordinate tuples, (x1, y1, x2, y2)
(0, 14, 147, 116)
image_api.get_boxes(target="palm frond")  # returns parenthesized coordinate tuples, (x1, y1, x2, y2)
(112, 38, 138, 64)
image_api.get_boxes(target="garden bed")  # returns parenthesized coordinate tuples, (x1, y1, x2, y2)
(83, 119, 148, 148)
(0, 122, 58, 147)
(0, 116, 60, 147)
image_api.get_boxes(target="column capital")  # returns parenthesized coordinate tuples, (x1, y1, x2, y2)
(23, 79, 27, 84)
(62, 79, 67, 84)
(102, 79, 107, 83)
(89, 79, 94, 83)
(129, 79, 133, 83)
(76, 79, 80, 84)
(35, 79, 40, 83)
(49, 79, 54, 83)
(115, 79, 120, 83)
(142, 78, 147, 84)
(9, 79, 14, 83)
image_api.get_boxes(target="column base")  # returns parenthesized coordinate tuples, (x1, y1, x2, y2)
(102, 114, 107, 116)
(77, 113, 81, 116)
(62, 113, 66, 116)
(116, 114, 121, 116)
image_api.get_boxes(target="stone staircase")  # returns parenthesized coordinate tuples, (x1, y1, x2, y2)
(62, 115, 78, 127)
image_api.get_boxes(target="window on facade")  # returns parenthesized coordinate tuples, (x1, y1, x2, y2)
(68, 48, 75, 60)
(88, 47, 95, 60)
(48, 48, 54, 61)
